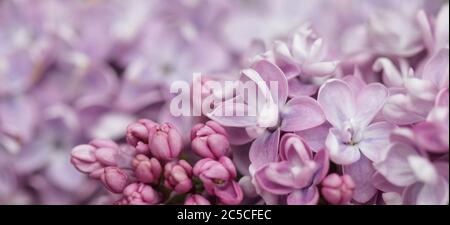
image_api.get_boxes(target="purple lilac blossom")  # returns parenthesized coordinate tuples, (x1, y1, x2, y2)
(0, 0, 448, 205)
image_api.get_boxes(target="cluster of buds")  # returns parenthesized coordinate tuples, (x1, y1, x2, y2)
(71, 119, 242, 205)
(320, 173, 355, 205)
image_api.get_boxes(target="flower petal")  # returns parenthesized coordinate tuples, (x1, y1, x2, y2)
(302, 61, 338, 77)
(422, 48, 449, 89)
(325, 128, 361, 165)
(280, 97, 326, 132)
(223, 126, 254, 145)
(343, 155, 377, 203)
(295, 123, 331, 152)
(359, 122, 395, 162)
(287, 78, 319, 97)
(373, 142, 419, 187)
(207, 98, 258, 127)
(287, 187, 319, 205)
(251, 59, 289, 105)
(249, 129, 280, 170)
(254, 162, 295, 195)
(318, 79, 356, 129)
(354, 83, 388, 128)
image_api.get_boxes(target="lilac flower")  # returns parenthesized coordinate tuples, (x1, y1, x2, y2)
(366, 3, 425, 57)
(417, 4, 449, 54)
(126, 119, 159, 154)
(254, 133, 329, 205)
(132, 154, 162, 184)
(321, 173, 355, 205)
(148, 122, 183, 161)
(2, 0, 449, 206)
(318, 78, 393, 164)
(95, 167, 130, 194)
(191, 121, 231, 159)
(317, 78, 394, 203)
(377, 48, 449, 125)
(164, 160, 193, 194)
(193, 157, 243, 205)
(412, 87, 449, 153)
(119, 183, 161, 205)
(208, 59, 325, 172)
(71, 139, 120, 176)
(374, 139, 449, 205)
(272, 24, 339, 97)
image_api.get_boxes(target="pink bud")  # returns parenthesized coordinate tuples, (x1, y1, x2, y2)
(132, 154, 162, 184)
(215, 180, 244, 205)
(126, 119, 159, 154)
(321, 173, 355, 205)
(191, 121, 231, 159)
(148, 122, 183, 161)
(122, 183, 160, 205)
(70, 139, 119, 174)
(193, 157, 242, 204)
(98, 167, 129, 194)
(184, 194, 211, 205)
(164, 160, 193, 194)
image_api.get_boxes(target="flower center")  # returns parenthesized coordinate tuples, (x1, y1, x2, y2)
(257, 103, 279, 128)
(342, 121, 362, 146)
(213, 179, 225, 185)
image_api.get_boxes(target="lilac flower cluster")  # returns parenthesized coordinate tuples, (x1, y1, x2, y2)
(1, 0, 449, 205)
(71, 120, 243, 205)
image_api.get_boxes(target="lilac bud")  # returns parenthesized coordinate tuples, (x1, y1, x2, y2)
(191, 121, 231, 159)
(193, 157, 243, 205)
(148, 122, 183, 161)
(184, 194, 211, 205)
(164, 160, 193, 194)
(126, 119, 159, 154)
(97, 167, 129, 194)
(70, 139, 119, 174)
(321, 173, 355, 205)
(132, 154, 162, 184)
(122, 183, 160, 205)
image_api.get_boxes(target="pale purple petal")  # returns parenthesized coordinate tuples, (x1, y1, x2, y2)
(223, 126, 254, 145)
(249, 129, 280, 170)
(295, 123, 331, 152)
(416, 177, 449, 205)
(413, 122, 448, 153)
(359, 122, 395, 162)
(373, 142, 419, 187)
(312, 149, 330, 185)
(286, 187, 319, 205)
(422, 48, 449, 89)
(354, 83, 389, 128)
(318, 79, 356, 129)
(251, 59, 288, 105)
(287, 78, 319, 97)
(280, 97, 326, 132)
(383, 94, 426, 125)
(207, 98, 258, 127)
(301, 61, 338, 77)
(372, 172, 404, 194)
(343, 155, 377, 203)
(342, 75, 367, 94)
(325, 128, 361, 165)
(254, 162, 296, 195)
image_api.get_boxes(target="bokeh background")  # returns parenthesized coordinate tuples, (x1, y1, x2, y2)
(0, 0, 444, 204)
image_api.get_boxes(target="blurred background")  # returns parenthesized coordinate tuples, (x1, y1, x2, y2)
(0, 0, 443, 204)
